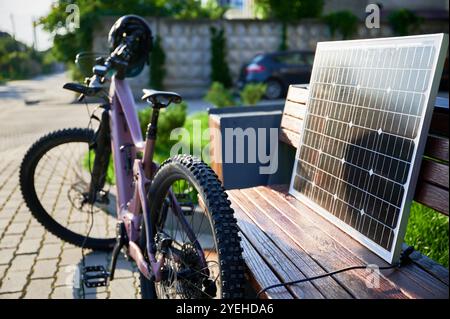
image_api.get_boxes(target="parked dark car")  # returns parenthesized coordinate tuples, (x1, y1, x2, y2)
(237, 50, 314, 99)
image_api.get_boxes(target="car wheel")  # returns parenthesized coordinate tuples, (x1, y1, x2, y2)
(265, 79, 283, 100)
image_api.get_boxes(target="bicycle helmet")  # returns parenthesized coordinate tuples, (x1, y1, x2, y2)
(108, 15, 153, 78)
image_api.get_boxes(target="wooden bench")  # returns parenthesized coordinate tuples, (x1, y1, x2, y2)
(223, 85, 449, 299)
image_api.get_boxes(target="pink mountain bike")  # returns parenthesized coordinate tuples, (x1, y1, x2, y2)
(19, 26, 244, 299)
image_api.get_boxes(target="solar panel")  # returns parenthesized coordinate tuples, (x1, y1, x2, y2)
(289, 34, 448, 264)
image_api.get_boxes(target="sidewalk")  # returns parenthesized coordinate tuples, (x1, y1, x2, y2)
(0, 73, 138, 299)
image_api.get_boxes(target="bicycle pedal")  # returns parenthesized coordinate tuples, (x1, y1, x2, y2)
(82, 265, 110, 288)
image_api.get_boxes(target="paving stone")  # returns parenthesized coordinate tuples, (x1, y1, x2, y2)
(23, 226, 45, 240)
(84, 292, 108, 299)
(0, 292, 22, 299)
(37, 243, 61, 260)
(23, 278, 53, 299)
(12, 211, 32, 223)
(0, 270, 28, 294)
(108, 278, 137, 299)
(28, 219, 43, 228)
(16, 238, 41, 254)
(0, 234, 22, 249)
(0, 248, 15, 265)
(59, 248, 83, 266)
(83, 252, 109, 266)
(0, 219, 9, 232)
(31, 259, 58, 279)
(83, 286, 108, 295)
(42, 232, 61, 245)
(54, 264, 80, 288)
(5, 222, 27, 235)
(51, 286, 77, 299)
(0, 265, 8, 280)
(9, 254, 36, 272)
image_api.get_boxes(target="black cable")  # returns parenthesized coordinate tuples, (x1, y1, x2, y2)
(256, 246, 414, 299)
(79, 102, 96, 299)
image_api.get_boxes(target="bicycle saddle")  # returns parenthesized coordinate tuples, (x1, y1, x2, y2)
(141, 89, 182, 107)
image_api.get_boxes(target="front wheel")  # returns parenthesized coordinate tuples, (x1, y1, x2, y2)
(19, 128, 116, 250)
(140, 155, 245, 299)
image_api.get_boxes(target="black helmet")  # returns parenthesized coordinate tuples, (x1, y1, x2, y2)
(108, 15, 153, 78)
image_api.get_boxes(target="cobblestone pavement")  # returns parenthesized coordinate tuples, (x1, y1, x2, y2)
(0, 73, 139, 299)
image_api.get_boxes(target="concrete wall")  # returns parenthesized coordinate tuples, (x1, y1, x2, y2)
(93, 17, 448, 99)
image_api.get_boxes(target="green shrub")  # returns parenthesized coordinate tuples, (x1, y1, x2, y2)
(240, 83, 267, 106)
(210, 27, 232, 88)
(323, 11, 359, 39)
(204, 82, 235, 108)
(388, 9, 422, 36)
(279, 23, 288, 51)
(138, 102, 187, 163)
(149, 35, 166, 90)
(405, 202, 449, 267)
(183, 111, 210, 163)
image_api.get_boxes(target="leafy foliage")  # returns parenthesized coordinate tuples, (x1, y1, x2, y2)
(279, 23, 288, 51)
(254, 0, 323, 22)
(388, 9, 422, 36)
(210, 27, 232, 88)
(167, 0, 226, 19)
(149, 35, 166, 90)
(204, 82, 235, 108)
(240, 83, 267, 105)
(254, 0, 323, 52)
(138, 102, 187, 163)
(0, 32, 56, 82)
(323, 11, 359, 39)
(39, 0, 225, 78)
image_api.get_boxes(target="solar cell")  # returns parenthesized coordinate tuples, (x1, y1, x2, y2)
(289, 34, 448, 263)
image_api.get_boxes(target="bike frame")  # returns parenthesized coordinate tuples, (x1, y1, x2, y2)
(106, 75, 206, 281)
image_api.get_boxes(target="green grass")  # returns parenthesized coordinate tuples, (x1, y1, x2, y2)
(405, 202, 449, 267)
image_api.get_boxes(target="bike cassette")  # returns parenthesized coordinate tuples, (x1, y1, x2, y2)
(82, 265, 110, 288)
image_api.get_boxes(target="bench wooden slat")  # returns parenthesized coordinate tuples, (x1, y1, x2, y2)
(239, 233, 293, 299)
(229, 190, 352, 299)
(420, 159, 449, 189)
(279, 128, 300, 147)
(283, 100, 307, 119)
(414, 182, 449, 215)
(233, 187, 414, 299)
(230, 192, 326, 299)
(265, 185, 449, 298)
(402, 243, 449, 286)
(287, 85, 309, 104)
(430, 110, 449, 137)
(424, 135, 449, 162)
(280, 115, 303, 135)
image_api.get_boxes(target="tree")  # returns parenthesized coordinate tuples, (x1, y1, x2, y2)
(210, 27, 232, 88)
(39, 0, 224, 70)
(149, 35, 166, 90)
(254, 0, 324, 22)
(254, 0, 324, 50)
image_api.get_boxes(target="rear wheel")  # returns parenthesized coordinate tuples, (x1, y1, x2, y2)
(19, 128, 116, 250)
(140, 155, 245, 299)
(265, 78, 284, 99)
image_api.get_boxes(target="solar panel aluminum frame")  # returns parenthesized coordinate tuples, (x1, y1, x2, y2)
(289, 34, 449, 264)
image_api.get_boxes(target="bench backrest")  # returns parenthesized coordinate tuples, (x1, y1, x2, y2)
(280, 85, 449, 216)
